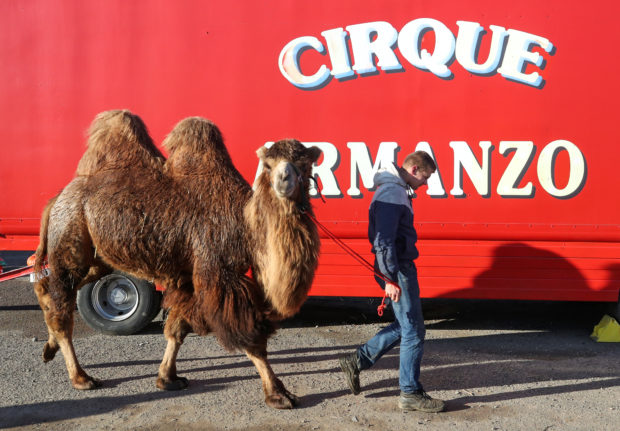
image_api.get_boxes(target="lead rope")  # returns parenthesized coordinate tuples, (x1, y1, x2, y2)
(302, 178, 400, 317)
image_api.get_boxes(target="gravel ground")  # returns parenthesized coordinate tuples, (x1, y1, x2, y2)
(0, 277, 619, 431)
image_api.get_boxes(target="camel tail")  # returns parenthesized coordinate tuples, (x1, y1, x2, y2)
(33, 196, 57, 277)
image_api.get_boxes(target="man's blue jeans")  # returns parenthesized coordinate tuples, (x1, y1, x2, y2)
(356, 261, 426, 393)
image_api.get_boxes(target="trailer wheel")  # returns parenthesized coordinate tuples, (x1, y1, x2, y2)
(77, 272, 162, 335)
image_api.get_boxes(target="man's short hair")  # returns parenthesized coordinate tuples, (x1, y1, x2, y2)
(402, 151, 436, 174)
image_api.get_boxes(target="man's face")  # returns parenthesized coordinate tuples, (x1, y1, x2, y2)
(404, 165, 433, 190)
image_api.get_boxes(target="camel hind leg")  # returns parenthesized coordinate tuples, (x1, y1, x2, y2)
(34, 254, 112, 390)
(33, 276, 60, 362)
(34, 268, 102, 389)
(34, 262, 111, 365)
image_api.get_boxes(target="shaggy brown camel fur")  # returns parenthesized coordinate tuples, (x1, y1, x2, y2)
(76, 109, 166, 175)
(33, 110, 322, 409)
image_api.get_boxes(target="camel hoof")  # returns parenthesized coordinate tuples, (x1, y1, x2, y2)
(42, 342, 59, 362)
(157, 376, 189, 391)
(72, 376, 102, 390)
(265, 391, 299, 409)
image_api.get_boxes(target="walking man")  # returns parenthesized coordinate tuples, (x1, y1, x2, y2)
(339, 151, 445, 412)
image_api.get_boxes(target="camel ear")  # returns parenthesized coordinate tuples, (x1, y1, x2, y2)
(306, 146, 322, 164)
(256, 146, 268, 161)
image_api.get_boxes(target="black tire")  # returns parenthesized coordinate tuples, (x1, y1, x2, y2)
(77, 271, 162, 335)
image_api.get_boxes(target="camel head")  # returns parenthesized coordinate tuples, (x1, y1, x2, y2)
(256, 140, 322, 207)
(251, 140, 322, 320)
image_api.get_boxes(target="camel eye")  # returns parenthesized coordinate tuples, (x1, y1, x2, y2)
(263, 162, 271, 172)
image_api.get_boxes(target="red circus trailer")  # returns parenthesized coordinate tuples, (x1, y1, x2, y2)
(1, 0, 619, 333)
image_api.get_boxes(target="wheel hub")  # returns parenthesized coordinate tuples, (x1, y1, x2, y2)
(110, 287, 129, 305)
(91, 274, 140, 321)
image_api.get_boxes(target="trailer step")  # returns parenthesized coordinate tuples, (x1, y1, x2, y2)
(0, 255, 49, 283)
(0, 265, 35, 283)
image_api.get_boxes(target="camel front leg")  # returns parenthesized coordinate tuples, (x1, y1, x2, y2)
(245, 345, 299, 409)
(56, 336, 102, 390)
(156, 305, 192, 390)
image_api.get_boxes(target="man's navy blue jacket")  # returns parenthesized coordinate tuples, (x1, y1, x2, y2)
(368, 163, 419, 284)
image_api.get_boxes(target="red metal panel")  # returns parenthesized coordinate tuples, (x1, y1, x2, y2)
(0, 1, 618, 303)
(1, 1, 619, 235)
(0, 235, 40, 251)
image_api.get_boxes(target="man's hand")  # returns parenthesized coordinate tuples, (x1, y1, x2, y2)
(385, 282, 401, 302)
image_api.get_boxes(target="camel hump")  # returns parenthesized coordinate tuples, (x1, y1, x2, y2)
(162, 116, 237, 177)
(76, 109, 165, 176)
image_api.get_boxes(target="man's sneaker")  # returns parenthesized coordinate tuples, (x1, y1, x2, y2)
(398, 390, 446, 413)
(339, 353, 361, 395)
